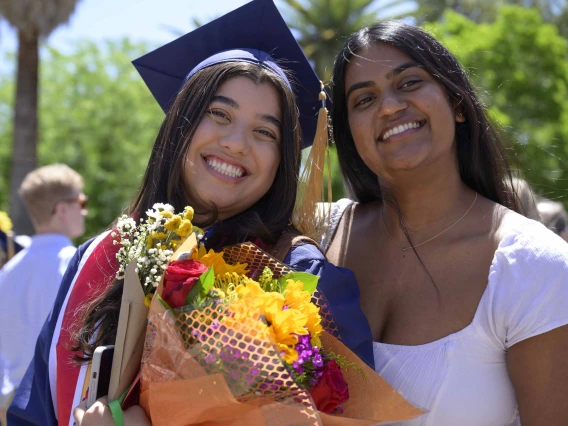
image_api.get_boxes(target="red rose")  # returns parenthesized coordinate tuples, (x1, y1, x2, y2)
(308, 360, 349, 414)
(161, 260, 209, 308)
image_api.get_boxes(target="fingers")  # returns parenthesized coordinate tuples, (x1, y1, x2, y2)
(72, 400, 88, 425)
(124, 405, 152, 425)
(73, 396, 114, 426)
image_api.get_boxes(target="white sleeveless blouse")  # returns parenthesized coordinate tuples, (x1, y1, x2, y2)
(322, 199, 568, 426)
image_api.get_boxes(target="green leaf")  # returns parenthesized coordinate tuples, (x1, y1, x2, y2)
(198, 266, 215, 298)
(184, 266, 215, 305)
(279, 272, 319, 295)
(156, 294, 172, 311)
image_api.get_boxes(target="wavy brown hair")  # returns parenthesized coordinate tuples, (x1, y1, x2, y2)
(73, 62, 302, 360)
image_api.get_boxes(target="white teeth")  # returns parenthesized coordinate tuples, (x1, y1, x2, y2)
(206, 158, 245, 178)
(381, 121, 421, 140)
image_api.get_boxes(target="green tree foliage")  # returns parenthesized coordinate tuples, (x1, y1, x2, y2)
(281, 0, 410, 82)
(415, 0, 568, 38)
(0, 39, 163, 239)
(426, 6, 568, 201)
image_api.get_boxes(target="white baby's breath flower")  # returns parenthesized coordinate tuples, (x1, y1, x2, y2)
(152, 203, 175, 213)
(117, 217, 137, 236)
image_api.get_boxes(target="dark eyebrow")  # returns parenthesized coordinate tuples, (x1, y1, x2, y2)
(346, 81, 376, 102)
(385, 62, 423, 80)
(210, 95, 239, 109)
(257, 113, 281, 129)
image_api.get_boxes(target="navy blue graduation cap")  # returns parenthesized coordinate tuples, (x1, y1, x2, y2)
(132, 0, 330, 148)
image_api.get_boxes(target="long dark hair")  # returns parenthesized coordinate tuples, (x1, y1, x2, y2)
(73, 62, 302, 360)
(331, 21, 520, 212)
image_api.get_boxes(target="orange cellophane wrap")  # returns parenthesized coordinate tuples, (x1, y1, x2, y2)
(139, 242, 423, 425)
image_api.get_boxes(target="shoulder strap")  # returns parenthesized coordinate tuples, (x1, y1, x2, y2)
(270, 229, 322, 262)
(320, 199, 355, 253)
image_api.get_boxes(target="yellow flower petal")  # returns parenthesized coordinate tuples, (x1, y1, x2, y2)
(144, 293, 154, 307)
(164, 215, 182, 231)
(196, 249, 248, 275)
(183, 206, 194, 221)
(175, 219, 193, 237)
(0, 211, 13, 233)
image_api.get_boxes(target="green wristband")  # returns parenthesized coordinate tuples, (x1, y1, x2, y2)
(108, 399, 125, 426)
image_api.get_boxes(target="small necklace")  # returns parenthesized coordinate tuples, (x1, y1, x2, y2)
(381, 192, 478, 251)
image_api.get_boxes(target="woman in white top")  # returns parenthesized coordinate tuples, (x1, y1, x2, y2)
(324, 21, 568, 425)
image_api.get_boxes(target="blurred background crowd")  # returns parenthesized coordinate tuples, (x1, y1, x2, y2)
(1, 0, 568, 242)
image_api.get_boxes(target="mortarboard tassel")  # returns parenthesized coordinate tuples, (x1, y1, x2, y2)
(293, 81, 332, 242)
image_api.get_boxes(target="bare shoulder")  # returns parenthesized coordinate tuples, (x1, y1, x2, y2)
(351, 200, 383, 230)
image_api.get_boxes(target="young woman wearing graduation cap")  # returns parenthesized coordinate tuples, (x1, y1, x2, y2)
(7, 1, 374, 425)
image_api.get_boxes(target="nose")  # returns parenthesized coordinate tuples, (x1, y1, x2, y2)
(219, 126, 250, 155)
(377, 91, 407, 118)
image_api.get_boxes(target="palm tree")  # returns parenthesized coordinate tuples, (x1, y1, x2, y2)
(0, 0, 81, 234)
(280, 0, 412, 82)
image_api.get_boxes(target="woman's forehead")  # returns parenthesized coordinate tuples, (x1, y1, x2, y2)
(214, 76, 282, 118)
(345, 43, 415, 81)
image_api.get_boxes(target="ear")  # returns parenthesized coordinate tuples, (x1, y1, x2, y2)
(452, 97, 466, 123)
(52, 201, 67, 219)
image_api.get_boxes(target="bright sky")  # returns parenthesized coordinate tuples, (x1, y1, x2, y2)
(0, 0, 415, 73)
(0, 0, 251, 69)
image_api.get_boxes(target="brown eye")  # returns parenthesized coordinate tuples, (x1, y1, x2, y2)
(209, 109, 230, 121)
(255, 129, 278, 140)
(400, 80, 422, 89)
(354, 96, 375, 107)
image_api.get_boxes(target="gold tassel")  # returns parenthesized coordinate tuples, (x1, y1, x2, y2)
(292, 81, 333, 241)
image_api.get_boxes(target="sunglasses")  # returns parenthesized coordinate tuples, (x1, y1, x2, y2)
(54, 196, 88, 213)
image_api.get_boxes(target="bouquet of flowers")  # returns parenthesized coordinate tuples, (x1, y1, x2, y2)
(111, 203, 422, 425)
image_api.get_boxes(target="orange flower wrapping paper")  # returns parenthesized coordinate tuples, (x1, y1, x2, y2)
(138, 242, 424, 425)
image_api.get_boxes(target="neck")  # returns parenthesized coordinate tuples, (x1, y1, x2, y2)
(34, 222, 72, 239)
(380, 161, 475, 238)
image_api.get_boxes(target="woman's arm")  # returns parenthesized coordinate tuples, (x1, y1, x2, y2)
(507, 324, 568, 425)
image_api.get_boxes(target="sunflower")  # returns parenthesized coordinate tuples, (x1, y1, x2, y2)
(284, 280, 323, 338)
(192, 246, 248, 275)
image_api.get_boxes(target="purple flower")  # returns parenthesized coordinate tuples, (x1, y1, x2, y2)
(313, 353, 324, 369)
(292, 361, 304, 375)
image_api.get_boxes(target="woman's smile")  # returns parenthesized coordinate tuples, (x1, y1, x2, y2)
(379, 120, 426, 143)
(202, 155, 247, 182)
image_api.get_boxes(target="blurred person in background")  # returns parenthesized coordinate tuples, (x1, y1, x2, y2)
(0, 164, 87, 424)
(537, 198, 568, 242)
(0, 212, 25, 269)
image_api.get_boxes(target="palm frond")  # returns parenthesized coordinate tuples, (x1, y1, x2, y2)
(0, 0, 81, 39)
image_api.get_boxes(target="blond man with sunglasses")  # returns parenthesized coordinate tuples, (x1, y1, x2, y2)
(0, 164, 86, 423)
